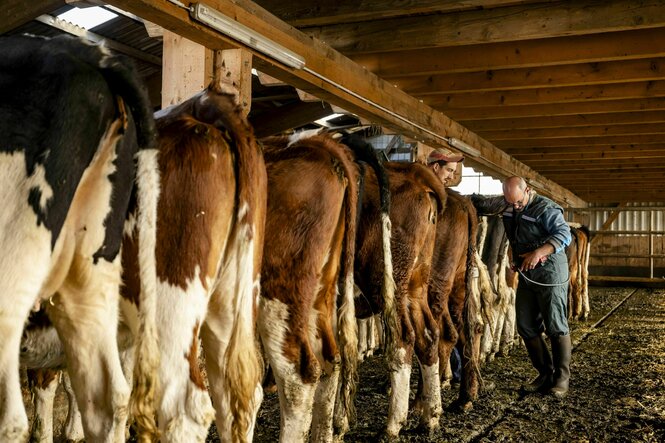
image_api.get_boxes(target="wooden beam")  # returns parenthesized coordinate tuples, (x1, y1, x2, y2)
(594, 204, 626, 235)
(449, 98, 665, 120)
(352, 28, 665, 77)
(254, 0, 547, 27)
(162, 30, 210, 108)
(464, 111, 665, 132)
(535, 162, 665, 172)
(545, 169, 665, 177)
(305, 0, 665, 54)
(424, 81, 665, 109)
(102, 0, 585, 207)
(216, 49, 254, 116)
(497, 134, 665, 148)
(396, 58, 665, 95)
(513, 149, 665, 161)
(481, 123, 665, 141)
(506, 144, 665, 156)
(250, 101, 334, 137)
(1, 0, 64, 34)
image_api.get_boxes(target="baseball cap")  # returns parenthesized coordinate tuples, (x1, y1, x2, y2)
(426, 147, 464, 164)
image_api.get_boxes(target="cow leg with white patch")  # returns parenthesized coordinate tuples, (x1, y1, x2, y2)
(0, 156, 68, 441)
(47, 254, 129, 442)
(154, 277, 214, 442)
(385, 346, 413, 438)
(259, 298, 319, 443)
(28, 369, 59, 443)
(63, 370, 85, 442)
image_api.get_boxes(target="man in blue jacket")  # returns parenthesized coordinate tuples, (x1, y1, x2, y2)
(471, 176, 572, 398)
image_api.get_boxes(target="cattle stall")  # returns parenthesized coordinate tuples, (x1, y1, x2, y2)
(3, 1, 665, 442)
(567, 205, 665, 282)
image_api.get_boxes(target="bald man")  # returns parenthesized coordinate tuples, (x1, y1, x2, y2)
(471, 177, 572, 399)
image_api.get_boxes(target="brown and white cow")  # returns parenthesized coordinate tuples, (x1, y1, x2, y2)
(354, 159, 446, 437)
(426, 190, 483, 412)
(258, 132, 366, 443)
(124, 82, 267, 442)
(0, 35, 159, 442)
(20, 82, 266, 442)
(566, 223, 591, 320)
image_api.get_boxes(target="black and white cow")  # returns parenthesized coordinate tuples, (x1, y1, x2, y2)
(0, 35, 159, 441)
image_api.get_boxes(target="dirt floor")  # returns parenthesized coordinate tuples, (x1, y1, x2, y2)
(26, 286, 665, 442)
(252, 286, 665, 442)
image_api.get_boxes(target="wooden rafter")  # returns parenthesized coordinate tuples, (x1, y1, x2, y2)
(306, 1, 665, 54)
(479, 123, 665, 141)
(393, 58, 665, 94)
(254, 0, 550, 27)
(464, 111, 665, 131)
(351, 28, 665, 78)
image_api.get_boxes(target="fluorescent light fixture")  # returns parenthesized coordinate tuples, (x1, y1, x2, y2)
(190, 3, 306, 70)
(57, 6, 117, 30)
(446, 137, 481, 158)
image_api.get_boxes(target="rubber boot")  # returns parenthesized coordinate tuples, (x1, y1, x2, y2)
(522, 335, 553, 393)
(549, 334, 571, 398)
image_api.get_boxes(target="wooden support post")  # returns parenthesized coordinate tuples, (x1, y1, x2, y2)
(161, 30, 209, 108)
(590, 202, 626, 245)
(214, 49, 253, 116)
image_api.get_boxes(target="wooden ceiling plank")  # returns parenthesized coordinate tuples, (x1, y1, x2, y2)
(98, 0, 584, 207)
(506, 144, 665, 155)
(254, 0, 548, 27)
(481, 123, 665, 141)
(424, 80, 665, 109)
(514, 150, 665, 161)
(464, 111, 665, 132)
(1, 0, 64, 34)
(498, 134, 665, 148)
(305, 0, 665, 54)
(535, 162, 665, 172)
(352, 28, 665, 78)
(396, 58, 665, 95)
(448, 98, 665, 120)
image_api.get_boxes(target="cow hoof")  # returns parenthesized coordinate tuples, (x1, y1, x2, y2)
(376, 430, 400, 443)
(450, 398, 474, 413)
(440, 379, 452, 390)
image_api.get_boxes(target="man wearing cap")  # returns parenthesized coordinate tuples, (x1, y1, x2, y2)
(470, 176, 572, 399)
(426, 147, 464, 187)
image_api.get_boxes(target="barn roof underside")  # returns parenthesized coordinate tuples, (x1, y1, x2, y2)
(4, 0, 665, 207)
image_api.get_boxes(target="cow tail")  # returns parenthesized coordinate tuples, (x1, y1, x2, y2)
(336, 151, 359, 432)
(340, 135, 397, 364)
(131, 148, 160, 442)
(220, 110, 266, 441)
(463, 205, 483, 391)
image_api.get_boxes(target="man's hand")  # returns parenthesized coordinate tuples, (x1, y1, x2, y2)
(519, 243, 555, 271)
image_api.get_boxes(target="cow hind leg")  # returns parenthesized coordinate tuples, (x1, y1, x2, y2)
(0, 217, 53, 441)
(385, 346, 413, 438)
(154, 279, 214, 443)
(259, 298, 319, 443)
(47, 256, 129, 442)
(63, 371, 85, 442)
(28, 368, 59, 443)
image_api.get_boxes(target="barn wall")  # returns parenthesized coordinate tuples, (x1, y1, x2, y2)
(566, 204, 665, 279)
